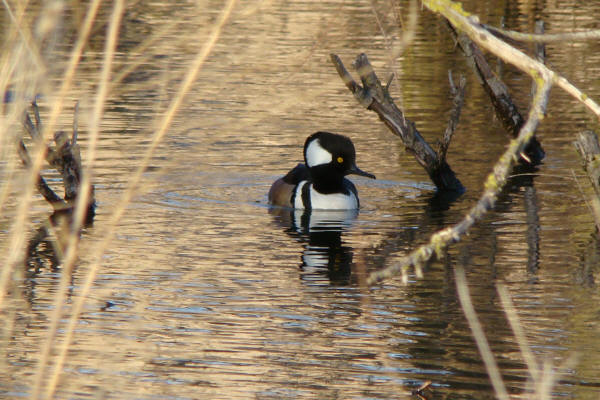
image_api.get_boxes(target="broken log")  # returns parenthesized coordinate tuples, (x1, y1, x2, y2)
(331, 53, 465, 193)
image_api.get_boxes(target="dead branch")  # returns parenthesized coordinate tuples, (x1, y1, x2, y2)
(446, 21, 545, 165)
(423, 0, 600, 119)
(368, 80, 552, 284)
(330, 53, 465, 193)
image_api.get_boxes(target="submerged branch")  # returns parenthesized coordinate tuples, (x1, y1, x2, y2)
(331, 53, 464, 193)
(368, 80, 552, 284)
(21, 102, 92, 209)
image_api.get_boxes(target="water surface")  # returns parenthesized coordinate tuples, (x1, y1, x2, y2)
(3, 0, 600, 399)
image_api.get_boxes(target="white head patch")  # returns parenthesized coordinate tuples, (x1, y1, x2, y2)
(305, 139, 332, 167)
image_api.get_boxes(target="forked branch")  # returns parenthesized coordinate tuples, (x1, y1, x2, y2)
(331, 53, 465, 193)
(369, 80, 552, 284)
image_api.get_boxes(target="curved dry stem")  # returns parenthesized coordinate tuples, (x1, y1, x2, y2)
(497, 284, 540, 382)
(455, 267, 510, 400)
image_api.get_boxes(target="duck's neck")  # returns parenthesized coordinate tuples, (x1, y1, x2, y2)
(309, 165, 347, 194)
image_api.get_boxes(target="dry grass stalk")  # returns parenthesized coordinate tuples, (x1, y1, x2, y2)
(42, 0, 239, 397)
(457, 275, 576, 400)
(31, 0, 124, 398)
(454, 266, 510, 400)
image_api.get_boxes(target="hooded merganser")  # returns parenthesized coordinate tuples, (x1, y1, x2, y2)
(268, 131, 376, 209)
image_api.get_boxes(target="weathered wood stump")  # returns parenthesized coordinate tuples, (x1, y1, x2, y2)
(19, 101, 96, 265)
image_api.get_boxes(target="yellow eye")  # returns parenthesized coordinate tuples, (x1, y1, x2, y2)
(337, 156, 344, 163)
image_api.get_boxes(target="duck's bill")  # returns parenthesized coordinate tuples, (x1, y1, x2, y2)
(348, 164, 376, 179)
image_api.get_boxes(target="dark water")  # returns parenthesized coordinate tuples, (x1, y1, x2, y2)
(3, 0, 600, 399)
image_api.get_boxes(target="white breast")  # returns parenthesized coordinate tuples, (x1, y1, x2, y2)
(294, 181, 359, 210)
(310, 188, 358, 210)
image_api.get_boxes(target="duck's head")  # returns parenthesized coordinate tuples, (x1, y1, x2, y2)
(303, 131, 376, 179)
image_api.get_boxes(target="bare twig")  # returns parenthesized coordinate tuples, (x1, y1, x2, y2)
(483, 23, 600, 43)
(72, 101, 79, 144)
(439, 71, 466, 162)
(331, 53, 464, 193)
(574, 131, 600, 197)
(33, 98, 42, 134)
(23, 109, 40, 140)
(368, 80, 552, 284)
(533, 21, 546, 63)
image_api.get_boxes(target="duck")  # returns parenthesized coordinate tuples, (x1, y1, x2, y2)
(268, 131, 375, 209)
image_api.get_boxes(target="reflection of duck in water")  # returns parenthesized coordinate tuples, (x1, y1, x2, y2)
(290, 209, 357, 284)
(268, 131, 375, 283)
(268, 131, 375, 210)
